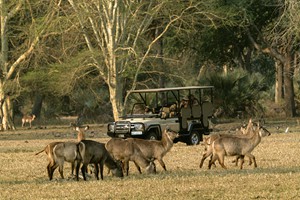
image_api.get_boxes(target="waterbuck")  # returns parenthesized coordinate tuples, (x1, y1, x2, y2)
(76, 140, 123, 181)
(50, 142, 81, 180)
(208, 122, 271, 169)
(35, 141, 66, 180)
(129, 128, 179, 171)
(200, 119, 271, 168)
(75, 125, 89, 142)
(106, 138, 156, 176)
(199, 119, 255, 168)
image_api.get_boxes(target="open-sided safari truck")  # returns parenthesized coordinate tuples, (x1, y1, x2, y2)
(107, 86, 214, 145)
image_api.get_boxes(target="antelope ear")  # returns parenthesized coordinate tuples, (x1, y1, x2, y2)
(75, 127, 80, 131)
(248, 118, 252, 125)
(84, 125, 89, 130)
(165, 126, 170, 132)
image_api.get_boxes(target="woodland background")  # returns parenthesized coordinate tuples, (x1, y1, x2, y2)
(1, 0, 300, 130)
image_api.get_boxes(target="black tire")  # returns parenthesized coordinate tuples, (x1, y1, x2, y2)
(187, 131, 201, 145)
(146, 131, 158, 140)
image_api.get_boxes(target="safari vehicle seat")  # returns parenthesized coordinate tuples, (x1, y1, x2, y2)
(192, 105, 201, 118)
(202, 101, 213, 127)
(181, 107, 191, 129)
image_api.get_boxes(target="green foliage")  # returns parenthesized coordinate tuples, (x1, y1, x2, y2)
(19, 49, 111, 120)
(251, 54, 275, 86)
(9, 0, 298, 122)
(21, 70, 51, 94)
(202, 68, 267, 117)
(46, 51, 110, 118)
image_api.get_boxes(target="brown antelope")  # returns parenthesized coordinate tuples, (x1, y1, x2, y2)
(35, 141, 79, 180)
(75, 125, 89, 142)
(50, 142, 82, 180)
(106, 138, 156, 176)
(200, 119, 271, 169)
(22, 114, 36, 128)
(199, 119, 254, 168)
(36, 140, 123, 181)
(208, 122, 271, 170)
(77, 140, 124, 181)
(129, 128, 179, 171)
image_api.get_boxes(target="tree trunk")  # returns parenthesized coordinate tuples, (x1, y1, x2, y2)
(1, 96, 15, 130)
(275, 61, 284, 104)
(0, 1, 12, 130)
(4, 96, 15, 130)
(283, 58, 296, 117)
(157, 27, 166, 103)
(108, 78, 123, 121)
(32, 94, 44, 118)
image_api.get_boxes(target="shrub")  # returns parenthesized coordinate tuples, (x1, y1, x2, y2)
(202, 68, 267, 118)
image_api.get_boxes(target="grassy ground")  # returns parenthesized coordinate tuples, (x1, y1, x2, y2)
(1, 120, 300, 200)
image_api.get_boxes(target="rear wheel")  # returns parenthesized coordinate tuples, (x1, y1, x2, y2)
(187, 131, 202, 145)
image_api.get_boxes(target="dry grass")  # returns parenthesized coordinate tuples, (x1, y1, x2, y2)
(1, 121, 300, 199)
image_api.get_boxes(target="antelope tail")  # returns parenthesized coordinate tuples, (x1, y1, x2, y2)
(77, 142, 86, 161)
(35, 148, 45, 155)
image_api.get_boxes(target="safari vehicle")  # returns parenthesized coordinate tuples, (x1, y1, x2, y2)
(107, 86, 214, 145)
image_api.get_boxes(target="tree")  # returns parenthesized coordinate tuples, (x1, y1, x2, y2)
(0, 0, 58, 130)
(65, 0, 196, 120)
(246, 0, 300, 117)
(181, 0, 299, 117)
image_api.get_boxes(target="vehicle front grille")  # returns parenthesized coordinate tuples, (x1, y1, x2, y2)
(115, 121, 131, 134)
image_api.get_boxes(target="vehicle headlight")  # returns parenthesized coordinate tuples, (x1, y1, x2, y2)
(108, 124, 115, 132)
(134, 124, 144, 131)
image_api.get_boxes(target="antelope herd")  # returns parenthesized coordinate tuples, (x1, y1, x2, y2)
(35, 118, 271, 181)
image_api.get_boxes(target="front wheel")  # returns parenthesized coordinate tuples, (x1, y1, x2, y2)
(146, 131, 158, 140)
(186, 131, 202, 145)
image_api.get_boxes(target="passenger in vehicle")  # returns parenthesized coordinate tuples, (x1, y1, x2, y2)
(160, 106, 169, 119)
(188, 94, 199, 106)
(180, 96, 189, 108)
(144, 106, 153, 114)
(169, 103, 177, 117)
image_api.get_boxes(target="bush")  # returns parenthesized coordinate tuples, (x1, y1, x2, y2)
(202, 68, 267, 118)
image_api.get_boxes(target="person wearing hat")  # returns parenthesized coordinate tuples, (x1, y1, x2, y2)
(180, 96, 189, 108)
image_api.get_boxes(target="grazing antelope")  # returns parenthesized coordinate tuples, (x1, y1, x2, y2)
(77, 140, 124, 181)
(106, 138, 156, 176)
(22, 114, 36, 128)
